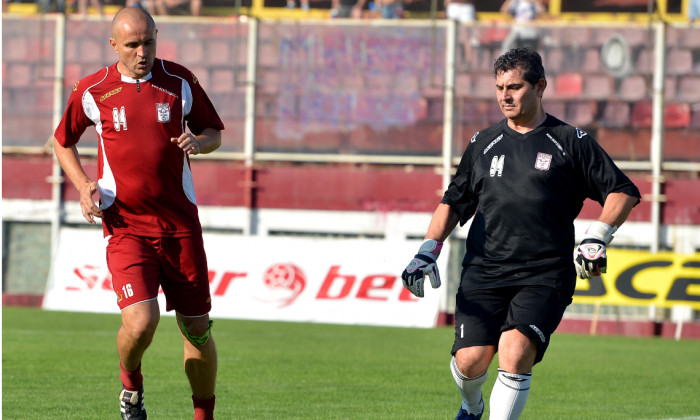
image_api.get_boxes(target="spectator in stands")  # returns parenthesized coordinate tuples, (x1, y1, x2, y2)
(128, 0, 201, 16)
(445, 0, 475, 24)
(77, 0, 103, 15)
(376, 0, 403, 18)
(51, 7, 222, 420)
(37, 0, 66, 13)
(500, 0, 545, 52)
(286, 0, 310, 11)
(401, 47, 640, 420)
(331, 0, 367, 18)
(690, 0, 700, 23)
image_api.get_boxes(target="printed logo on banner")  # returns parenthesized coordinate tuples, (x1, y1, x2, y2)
(255, 263, 307, 308)
(72, 265, 113, 291)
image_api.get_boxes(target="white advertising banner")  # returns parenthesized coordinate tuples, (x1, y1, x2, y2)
(43, 228, 445, 328)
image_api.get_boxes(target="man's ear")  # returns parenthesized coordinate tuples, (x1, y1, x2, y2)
(536, 78, 547, 98)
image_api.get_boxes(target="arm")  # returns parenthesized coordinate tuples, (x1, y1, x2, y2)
(425, 203, 460, 242)
(171, 127, 222, 156)
(534, 0, 545, 15)
(596, 191, 639, 230)
(53, 136, 103, 224)
(352, 0, 366, 17)
(500, 0, 513, 14)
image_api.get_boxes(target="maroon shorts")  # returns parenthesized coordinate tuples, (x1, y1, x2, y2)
(106, 234, 212, 316)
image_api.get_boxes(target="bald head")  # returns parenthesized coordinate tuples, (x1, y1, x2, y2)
(112, 6, 156, 39)
(110, 6, 158, 79)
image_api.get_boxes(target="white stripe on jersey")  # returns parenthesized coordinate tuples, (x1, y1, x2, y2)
(160, 60, 197, 205)
(82, 68, 118, 210)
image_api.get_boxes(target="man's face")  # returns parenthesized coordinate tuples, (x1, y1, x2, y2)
(110, 19, 157, 79)
(495, 66, 545, 125)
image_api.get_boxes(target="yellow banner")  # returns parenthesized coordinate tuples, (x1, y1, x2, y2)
(573, 249, 700, 310)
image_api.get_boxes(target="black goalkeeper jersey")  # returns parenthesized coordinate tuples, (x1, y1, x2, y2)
(442, 114, 640, 294)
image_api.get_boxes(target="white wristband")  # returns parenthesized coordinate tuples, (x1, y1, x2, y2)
(585, 221, 617, 245)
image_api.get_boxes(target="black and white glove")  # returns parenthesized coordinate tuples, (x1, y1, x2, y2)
(401, 239, 443, 298)
(574, 221, 617, 279)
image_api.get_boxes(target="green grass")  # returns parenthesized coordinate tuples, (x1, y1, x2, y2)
(2, 306, 699, 419)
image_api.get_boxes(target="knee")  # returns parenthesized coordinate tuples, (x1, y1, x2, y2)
(122, 312, 159, 343)
(179, 316, 214, 347)
(454, 347, 494, 377)
(498, 329, 537, 373)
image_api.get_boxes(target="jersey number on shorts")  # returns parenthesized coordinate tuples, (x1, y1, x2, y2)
(460, 323, 464, 338)
(113, 106, 127, 131)
(122, 284, 134, 298)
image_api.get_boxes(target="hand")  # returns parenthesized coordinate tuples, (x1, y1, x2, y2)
(171, 132, 201, 155)
(78, 180, 103, 224)
(401, 239, 443, 298)
(574, 238, 607, 279)
(574, 221, 616, 279)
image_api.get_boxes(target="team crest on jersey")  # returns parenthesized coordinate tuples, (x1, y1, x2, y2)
(576, 128, 587, 138)
(535, 152, 552, 171)
(156, 103, 170, 123)
(470, 131, 479, 143)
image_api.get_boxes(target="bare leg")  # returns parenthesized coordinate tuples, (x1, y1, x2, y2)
(118, 300, 161, 371)
(177, 313, 217, 399)
(189, 0, 201, 16)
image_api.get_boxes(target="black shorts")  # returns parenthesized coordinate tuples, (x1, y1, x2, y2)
(451, 285, 572, 364)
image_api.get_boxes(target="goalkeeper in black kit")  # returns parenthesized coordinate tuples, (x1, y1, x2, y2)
(401, 48, 640, 420)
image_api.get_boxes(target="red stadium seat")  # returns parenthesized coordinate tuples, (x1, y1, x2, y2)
(618, 76, 647, 101)
(665, 49, 693, 76)
(565, 101, 596, 127)
(583, 75, 612, 100)
(554, 73, 583, 97)
(630, 101, 653, 128)
(663, 103, 691, 129)
(582, 48, 602, 73)
(677, 76, 700, 102)
(682, 28, 700, 48)
(472, 73, 495, 99)
(599, 101, 630, 128)
(691, 109, 700, 130)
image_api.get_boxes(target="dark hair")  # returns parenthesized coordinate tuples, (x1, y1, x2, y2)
(493, 48, 546, 87)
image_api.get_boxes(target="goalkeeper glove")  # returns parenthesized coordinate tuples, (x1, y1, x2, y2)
(401, 239, 443, 298)
(574, 221, 617, 279)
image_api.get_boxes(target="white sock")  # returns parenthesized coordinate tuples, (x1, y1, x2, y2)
(450, 356, 487, 415)
(489, 369, 532, 420)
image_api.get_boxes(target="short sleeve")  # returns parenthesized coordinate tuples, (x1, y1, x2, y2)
(441, 144, 479, 226)
(183, 72, 224, 135)
(54, 84, 93, 147)
(574, 134, 641, 206)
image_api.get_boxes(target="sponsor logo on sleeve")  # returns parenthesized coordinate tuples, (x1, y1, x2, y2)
(100, 87, 122, 102)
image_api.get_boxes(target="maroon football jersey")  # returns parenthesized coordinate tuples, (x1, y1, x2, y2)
(55, 59, 224, 237)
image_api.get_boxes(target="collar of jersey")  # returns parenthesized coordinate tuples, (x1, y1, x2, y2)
(120, 72, 153, 83)
(502, 114, 551, 138)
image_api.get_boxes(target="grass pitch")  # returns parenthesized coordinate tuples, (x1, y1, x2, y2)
(2, 306, 699, 419)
